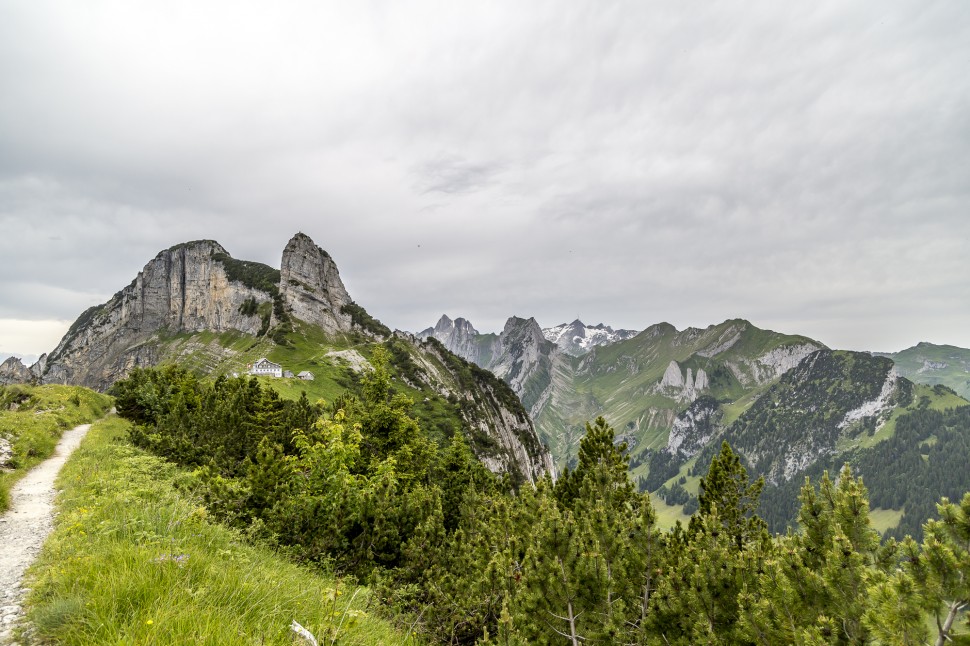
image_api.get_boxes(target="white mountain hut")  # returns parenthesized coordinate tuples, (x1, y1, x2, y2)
(250, 358, 283, 378)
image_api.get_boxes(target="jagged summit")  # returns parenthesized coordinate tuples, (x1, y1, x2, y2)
(422, 314, 479, 338)
(542, 319, 640, 356)
(279, 232, 353, 335)
(36, 233, 372, 389)
(21, 234, 554, 484)
(0, 356, 37, 385)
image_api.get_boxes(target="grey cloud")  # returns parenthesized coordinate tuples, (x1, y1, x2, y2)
(0, 0, 968, 355)
(414, 155, 506, 195)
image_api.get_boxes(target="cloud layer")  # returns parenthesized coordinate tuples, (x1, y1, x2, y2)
(1, 0, 968, 357)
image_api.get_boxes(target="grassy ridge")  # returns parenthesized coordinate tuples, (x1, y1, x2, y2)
(22, 415, 410, 645)
(881, 342, 970, 399)
(0, 384, 112, 511)
(554, 319, 819, 469)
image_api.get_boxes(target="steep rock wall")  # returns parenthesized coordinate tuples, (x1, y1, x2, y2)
(279, 232, 353, 334)
(41, 241, 271, 389)
(405, 334, 555, 483)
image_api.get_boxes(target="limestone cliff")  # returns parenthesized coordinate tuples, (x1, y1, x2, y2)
(31, 234, 554, 483)
(41, 241, 274, 390)
(419, 315, 501, 366)
(279, 232, 353, 334)
(666, 396, 721, 458)
(419, 315, 559, 419)
(656, 360, 709, 402)
(404, 333, 555, 483)
(0, 357, 32, 385)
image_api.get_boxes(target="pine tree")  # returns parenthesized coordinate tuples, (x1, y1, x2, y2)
(517, 493, 598, 645)
(650, 441, 768, 644)
(690, 440, 766, 548)
(862, 569, 927, 645)
(740, 467, 893, 645)
(903, 492, 970, 646)
(625, 492, 663, 642)
(554, 416, 631, 510)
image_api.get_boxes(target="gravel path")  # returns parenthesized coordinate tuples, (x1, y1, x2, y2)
(0, 423, 92, 645)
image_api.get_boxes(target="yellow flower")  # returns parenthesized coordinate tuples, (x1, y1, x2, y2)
(146, 620, 154, 625)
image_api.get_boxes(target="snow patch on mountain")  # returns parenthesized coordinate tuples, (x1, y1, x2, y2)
(542, 320, 639, 356)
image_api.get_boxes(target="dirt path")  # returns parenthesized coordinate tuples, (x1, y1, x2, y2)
(0, 423, 92, 644)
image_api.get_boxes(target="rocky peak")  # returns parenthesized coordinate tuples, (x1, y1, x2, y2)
(41, 240, 278, 389)
(453, 317, 477, 335)
(0, 357, 32, 385)
(543, 319, 640, 356)
(657, 360, 709, 402)
(430, 314, 479, 338)
(418, 314, 494, 362)
(503, 316, 545, 344)
(279, 232, 353, 335)
(432, 314, 455, 334)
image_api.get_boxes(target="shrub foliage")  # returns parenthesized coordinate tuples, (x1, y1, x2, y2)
(111, 363, 970, 644)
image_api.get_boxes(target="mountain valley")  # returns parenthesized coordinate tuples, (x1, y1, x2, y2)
(4, 234, 969, 538)
(419, 313, 970, 535)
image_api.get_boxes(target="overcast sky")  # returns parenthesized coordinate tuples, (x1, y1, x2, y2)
(2, 0, 969, 364)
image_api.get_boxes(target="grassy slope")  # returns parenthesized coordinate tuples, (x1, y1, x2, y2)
(154, 325, 504, 460)
(649, 492, 691, 530)
(23, 416, 410, 645)
(836, 383, 969, 453)
(155, 322, 366, 405)
(869, 507, 905, 534)
(882, 343, 970, 399)
(567, 320, 819, 466)
(643, 381, 969, 525)
(0, 384, 112, 511)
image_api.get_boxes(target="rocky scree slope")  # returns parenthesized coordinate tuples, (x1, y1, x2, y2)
(29, 234, 552, 484)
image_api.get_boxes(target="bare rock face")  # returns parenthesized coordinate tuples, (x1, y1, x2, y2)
(404, 332, 555, 483)
(419, 315, 500, 364)
(279, 233, 353, 335)
(418, 314, 559, 417)
(42, 241, 272, 389)
(666, 396, 721, 458)
(657, 360, 709, 402)
(0, 357, 32, 385)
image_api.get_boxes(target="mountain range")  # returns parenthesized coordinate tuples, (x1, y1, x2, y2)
(4, 233, 969, 537)
(1, 233, 553, 486)
(418, 313, 970, 535)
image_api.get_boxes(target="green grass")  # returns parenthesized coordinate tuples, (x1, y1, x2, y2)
(869, 507, 904, 533)
(837, 384, 969, 452)
(0, 384, 112, 511)
(720, 389, 761, 427)
(263, 321, 367, 404)
(547, 319, 820, 469)
(22, 416, 412, 645)
(154, 323, 370, 406)
(882, 342, 970, 399)
(649, 493, 690, 530)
